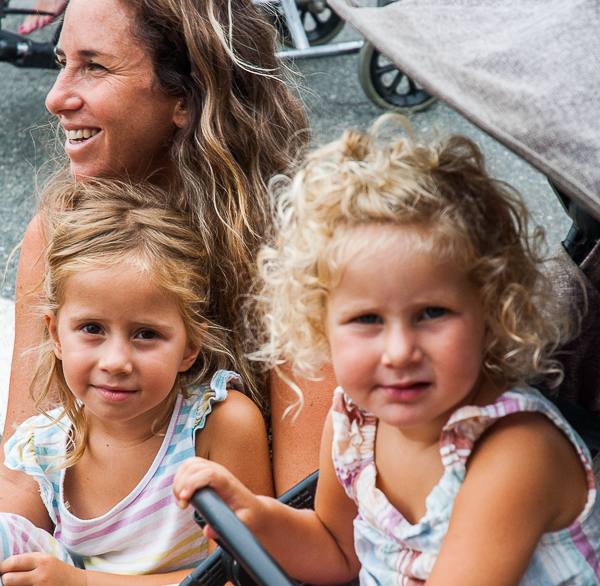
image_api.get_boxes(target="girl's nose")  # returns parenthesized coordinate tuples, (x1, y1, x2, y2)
(381, 327, 421, 367)
(45, 69, 84, 116)
(98, 338, 133, 375)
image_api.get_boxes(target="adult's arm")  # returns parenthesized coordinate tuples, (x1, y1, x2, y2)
(1, 214, 50, 450)
(270, 365, 337, 495)
(0, 214, 55, 531)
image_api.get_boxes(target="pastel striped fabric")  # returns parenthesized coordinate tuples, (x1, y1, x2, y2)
(331, 385, 600, 585)
(1, 370, 242, 575)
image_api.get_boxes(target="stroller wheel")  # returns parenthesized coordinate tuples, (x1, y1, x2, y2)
(358, 41, 436, 113)
(268, 0, 344, 46)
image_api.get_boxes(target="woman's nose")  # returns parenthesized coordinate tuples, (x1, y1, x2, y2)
(381, 327, 421, 367)
(45, 69, 84, 116)
(98, 338, 133, 375)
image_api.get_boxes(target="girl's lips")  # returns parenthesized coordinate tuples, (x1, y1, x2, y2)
(94, 386, 136, 402)
(381, 382, 430, 401)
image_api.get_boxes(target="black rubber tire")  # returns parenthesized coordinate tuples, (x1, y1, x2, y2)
(358, 41, 436, 113)
(268, 1, 344, 47)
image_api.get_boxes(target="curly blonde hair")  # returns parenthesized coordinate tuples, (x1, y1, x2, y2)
(256, 120, 573, 393)
(33, 179, 231, 469)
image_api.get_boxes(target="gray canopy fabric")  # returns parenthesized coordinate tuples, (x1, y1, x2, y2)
(327, 0, 600, 218)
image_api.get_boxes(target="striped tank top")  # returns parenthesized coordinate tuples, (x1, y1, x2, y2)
(3, 370, 241, 574)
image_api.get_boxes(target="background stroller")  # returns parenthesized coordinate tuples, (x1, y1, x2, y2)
(181, 0, 600, 584)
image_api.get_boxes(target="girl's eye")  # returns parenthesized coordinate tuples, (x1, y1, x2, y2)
(356, 314, 381, 325)
(82, 324, 102, 335)
(422, 307, 446, 320)
(136, 329, 159, 340)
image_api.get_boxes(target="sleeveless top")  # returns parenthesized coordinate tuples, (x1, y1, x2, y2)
(3, 370, 242, 574)
(331, 385, 600, 585)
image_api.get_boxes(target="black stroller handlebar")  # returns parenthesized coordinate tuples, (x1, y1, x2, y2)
(185, 487, 299, 586)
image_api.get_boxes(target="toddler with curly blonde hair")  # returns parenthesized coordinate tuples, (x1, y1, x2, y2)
(174, 120, 600, 586)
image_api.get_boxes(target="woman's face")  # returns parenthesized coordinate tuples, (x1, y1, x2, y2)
(46, 0, 186, 181)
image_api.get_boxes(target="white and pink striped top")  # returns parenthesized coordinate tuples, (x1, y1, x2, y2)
(4, 370, 241, 575)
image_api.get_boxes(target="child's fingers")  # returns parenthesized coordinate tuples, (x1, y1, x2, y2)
(1, 552, 48, 585)
(173, 457, 208, 504)
(173, 458, 239, 508)
(0, 553, 36, 574)
(173, 458, 259, 523)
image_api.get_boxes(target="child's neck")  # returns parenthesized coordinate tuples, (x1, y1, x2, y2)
(87, 413, 169, 447)
(373, 378, 506, 525)
(62, 405, 175, 520)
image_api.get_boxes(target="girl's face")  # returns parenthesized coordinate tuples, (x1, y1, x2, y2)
(326, 224, 498, 441)
(46, 265, 199, 434)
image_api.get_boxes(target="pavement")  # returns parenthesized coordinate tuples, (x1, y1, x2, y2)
(0, 2, 572, 432)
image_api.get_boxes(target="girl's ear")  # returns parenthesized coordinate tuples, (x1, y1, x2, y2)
(45, 313, 62, 360)
(179, 342, 200, 373)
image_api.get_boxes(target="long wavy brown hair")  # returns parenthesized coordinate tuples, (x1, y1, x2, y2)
(42, 0, 308, 409)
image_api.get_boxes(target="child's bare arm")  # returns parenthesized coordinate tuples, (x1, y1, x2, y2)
(426, 412, 588, 586)
(174, 411, 360, 585)
(0, 472, 53, 533)
(195, 390, 274, 498)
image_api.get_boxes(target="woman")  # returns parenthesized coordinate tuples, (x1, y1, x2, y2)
(2, 0, 308, 526)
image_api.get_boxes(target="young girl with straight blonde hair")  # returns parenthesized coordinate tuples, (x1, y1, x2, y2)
(0, 180, 272, 586)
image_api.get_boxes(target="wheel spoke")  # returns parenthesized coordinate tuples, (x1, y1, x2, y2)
(388, 71, 404, 93)
(374, 62, 398, 76)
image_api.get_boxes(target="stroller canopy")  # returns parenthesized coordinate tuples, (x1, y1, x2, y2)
(328, 0, 600, 218)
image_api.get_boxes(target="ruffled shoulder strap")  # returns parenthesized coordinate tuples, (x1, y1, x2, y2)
(3, 410, 69, 524)
(187, 370, 244, 432)
(439, 387, 595, 488)
(331, 387, 377, 501)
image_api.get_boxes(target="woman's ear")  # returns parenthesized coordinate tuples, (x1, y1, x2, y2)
(179, 342, 200, 373)
(45, 313, 62, 360)
(173, 99, 188, 129)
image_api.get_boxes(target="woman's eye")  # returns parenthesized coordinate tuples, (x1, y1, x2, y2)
(422, 307, 446, 320)
(136, 329, 159, 340)
(86, 62, 106, 72)
(356, 314, 381, 325)
(82, 324, 102, 335)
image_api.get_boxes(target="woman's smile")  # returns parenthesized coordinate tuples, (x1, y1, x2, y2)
(46, 0, 183, 180)
(64, 127, 100, 143)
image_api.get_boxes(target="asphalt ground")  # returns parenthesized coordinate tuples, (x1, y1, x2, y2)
(0, 3, 572, 429)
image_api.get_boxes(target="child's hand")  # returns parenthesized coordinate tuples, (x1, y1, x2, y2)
(0, 553, 86, 586)
(173, 457, 263, 540)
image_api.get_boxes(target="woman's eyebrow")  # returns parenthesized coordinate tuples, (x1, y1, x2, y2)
(54, 46, 115, 59)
